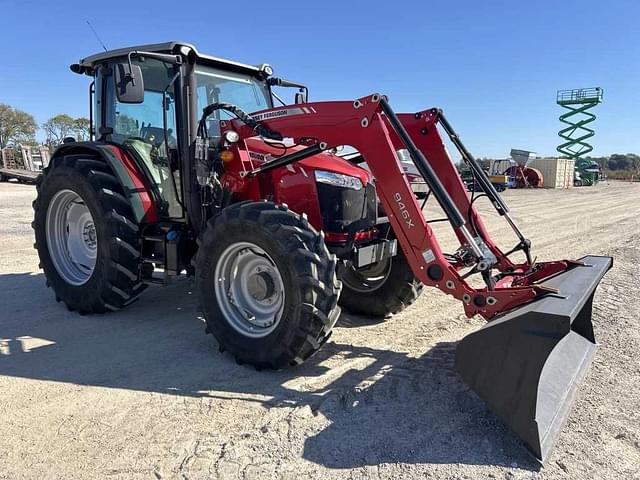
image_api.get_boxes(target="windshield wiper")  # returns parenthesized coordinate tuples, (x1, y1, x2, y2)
(271, 90, 287, 106)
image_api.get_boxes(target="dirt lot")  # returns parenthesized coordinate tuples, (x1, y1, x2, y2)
(1, 181, 639, 480)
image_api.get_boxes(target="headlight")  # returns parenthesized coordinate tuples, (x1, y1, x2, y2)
(314, 170, 363, 190)
(224, 130, 240, 143)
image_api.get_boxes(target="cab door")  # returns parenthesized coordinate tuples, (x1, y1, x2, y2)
(99, 57, 183, 218)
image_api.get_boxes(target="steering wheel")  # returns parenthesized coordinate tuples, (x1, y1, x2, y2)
(140, 125, 167, 147)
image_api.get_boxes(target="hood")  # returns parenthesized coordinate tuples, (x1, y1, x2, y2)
(244, 138, 371, 185)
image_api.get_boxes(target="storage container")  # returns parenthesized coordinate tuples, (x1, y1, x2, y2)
(529, 158, 575, 188)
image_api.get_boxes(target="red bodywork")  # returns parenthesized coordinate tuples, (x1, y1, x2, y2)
(217, 95, 575, 320)
(221, 137, 371, 232)
(106, 145, 159, 223)
(506, 165, 544, 188)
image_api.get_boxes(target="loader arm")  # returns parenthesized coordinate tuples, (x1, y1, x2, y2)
(219, 93, 612, 461)
(225, 94, 568, 320)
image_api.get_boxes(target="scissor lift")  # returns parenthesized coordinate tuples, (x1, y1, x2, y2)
(556, 87, 603, 184)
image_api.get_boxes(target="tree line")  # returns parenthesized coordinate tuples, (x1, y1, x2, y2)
(0, 103, 90, 149)
(585, 154, 640, 172)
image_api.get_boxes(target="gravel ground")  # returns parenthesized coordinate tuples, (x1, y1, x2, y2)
(1, 180, 639, 480)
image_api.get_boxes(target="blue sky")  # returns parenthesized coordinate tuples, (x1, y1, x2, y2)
(1, 0, 638, 157)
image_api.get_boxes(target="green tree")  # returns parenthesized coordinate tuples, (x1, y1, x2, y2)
(626, 153, 640, 175)
(115, 113, 138, 136)
(73, 117, 91, 141)
(0, 103, 37, 148)
(42, 114, 77, 147)
(608, 154, 631, 171)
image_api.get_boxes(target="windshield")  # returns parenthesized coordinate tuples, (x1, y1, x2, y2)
(195, 66, 271, 137)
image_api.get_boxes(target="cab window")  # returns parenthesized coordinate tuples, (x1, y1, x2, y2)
(195, 66, 271, 138)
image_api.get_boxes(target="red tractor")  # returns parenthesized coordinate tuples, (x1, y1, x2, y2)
(33, 42, 611, 462)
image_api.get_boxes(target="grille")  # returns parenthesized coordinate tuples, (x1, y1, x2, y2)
(316, 182, 377, 233)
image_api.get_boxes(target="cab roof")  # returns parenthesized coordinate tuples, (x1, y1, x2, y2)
(74, 41, 265, 76)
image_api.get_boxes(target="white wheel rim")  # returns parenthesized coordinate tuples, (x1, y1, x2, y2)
(45, 189, 97, 286)
(214, 242, 285, 338)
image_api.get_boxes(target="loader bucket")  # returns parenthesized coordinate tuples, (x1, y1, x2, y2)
(455, 255, 612, 462)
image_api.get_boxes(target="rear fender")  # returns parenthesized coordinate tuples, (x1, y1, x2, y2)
(47, 142, 158, 223)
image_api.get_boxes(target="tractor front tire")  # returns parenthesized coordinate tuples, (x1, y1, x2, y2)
(195, 202, 341, 369)
(33, 158, 147, 314)
(338, 249, 423, 318)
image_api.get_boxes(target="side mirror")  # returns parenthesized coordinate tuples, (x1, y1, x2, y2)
(294, 89, 307, 104)
(114, 63, 144, 103)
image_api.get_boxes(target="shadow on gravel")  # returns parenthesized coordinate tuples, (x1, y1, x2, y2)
(0, 272, 539, 471)
(335, 311, 388, 328)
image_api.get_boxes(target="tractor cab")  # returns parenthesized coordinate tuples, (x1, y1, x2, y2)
(74, 43, 280, 220)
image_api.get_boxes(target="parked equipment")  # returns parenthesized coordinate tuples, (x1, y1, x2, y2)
(339, 149, 429, 200)
(463, 170, 513, 192)
(487, 174, 512, 192)
(0, 145, 50, 183)
(507, 149, 544, 188)
(557, 88, 603, 188)
(32, 42, 611, 462)
(398, 149, 430, 198)
(574, 158, 602, 186)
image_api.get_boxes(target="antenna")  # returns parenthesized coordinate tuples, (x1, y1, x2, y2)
(86, 20, 108, 52)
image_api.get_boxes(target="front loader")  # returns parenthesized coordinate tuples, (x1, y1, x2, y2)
(32, 42, 611, 462)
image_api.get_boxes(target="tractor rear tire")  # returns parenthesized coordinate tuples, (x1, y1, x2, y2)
(33, 158, 147, 313)
(338, 249, 423, 318)
(195, 202, 341, 369)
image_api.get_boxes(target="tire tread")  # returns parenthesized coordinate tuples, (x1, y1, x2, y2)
(195, 201, 341, 369)
(32, 154, 147, 314)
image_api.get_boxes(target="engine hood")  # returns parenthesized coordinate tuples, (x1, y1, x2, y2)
(244, 138, 371, 185)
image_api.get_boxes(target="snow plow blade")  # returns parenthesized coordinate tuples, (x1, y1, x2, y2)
(455, 255, 612, 462)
